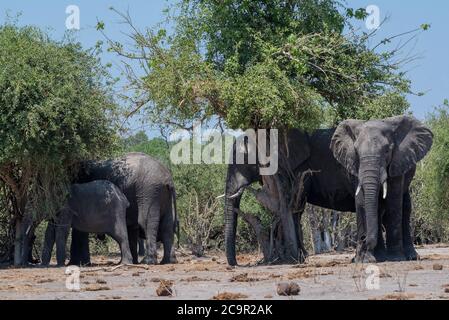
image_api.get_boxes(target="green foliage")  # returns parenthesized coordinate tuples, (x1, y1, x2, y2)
(0, 23, 118, 221)
(412, 105, 449, 242)
(106, 0, 414, 132)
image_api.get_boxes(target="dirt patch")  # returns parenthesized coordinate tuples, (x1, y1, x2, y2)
(1, 245, 449, 300)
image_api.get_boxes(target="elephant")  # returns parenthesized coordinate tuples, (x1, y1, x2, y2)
(224, 129, 357, 265)
(41, 180, 132, 266)
(330, 115, 433, 261)
(224, 115, 432, 265)
(69, 152, 178, 265)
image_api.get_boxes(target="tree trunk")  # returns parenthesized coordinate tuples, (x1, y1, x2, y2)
(251, 132, 306, 264)
(13, 197, 27, 266)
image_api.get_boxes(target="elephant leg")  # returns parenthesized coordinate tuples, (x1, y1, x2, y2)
(373, 207, 387, 262)
(127, 226, 139, 264)
(41, 221, 56, 266)
(353, 199, 376, 263)
(55, 226, 70, 267)
(402, 192, 418, 260)
(138, 238, 145, 256)
(142, 202, 160, 265)
(159, 211, 177, 264)
(110, 222, 133, 265)
(69, 229, 90, 266)
(384, 176, 405, 261)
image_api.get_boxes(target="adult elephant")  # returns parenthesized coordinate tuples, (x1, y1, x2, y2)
(224, 129, 359, 266)
(70, 152, 178, 265)
(330, 115, 433, 261)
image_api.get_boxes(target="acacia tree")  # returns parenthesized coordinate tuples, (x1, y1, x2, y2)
(0, 24, 118, 265)
(103, 0, 425, 263)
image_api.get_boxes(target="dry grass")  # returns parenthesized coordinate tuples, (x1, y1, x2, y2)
(212, 292, 248, 300)
(84, 284, 111, 291)
(371, 293, 417, 300)
(36, 278, 55, 284)
(156, 280, 174, 297)
(230, 273, 260, 282)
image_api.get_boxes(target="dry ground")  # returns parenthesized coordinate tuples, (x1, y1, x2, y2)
(1, 244, 449, 300)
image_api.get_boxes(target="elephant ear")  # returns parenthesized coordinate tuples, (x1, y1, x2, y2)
(286, 129, 311, 171)
(387, 115, 433, 177)
(330, 120, 364, 177)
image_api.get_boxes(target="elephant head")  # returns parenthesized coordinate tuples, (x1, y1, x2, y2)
(330, 115, 433, 252)
(224, 129, 310, 265)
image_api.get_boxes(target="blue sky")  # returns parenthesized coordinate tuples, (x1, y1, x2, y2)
(1, 1, 448, 137)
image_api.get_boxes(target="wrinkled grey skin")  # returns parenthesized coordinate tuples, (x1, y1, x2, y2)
(225, 129, 357, 265)
(330, 115, 433, 262)
(71, 152, 178, 265)
(41, 180, 132, 266)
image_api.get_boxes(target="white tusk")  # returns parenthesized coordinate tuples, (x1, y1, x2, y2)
(216, 194, 225, 199)
(227, 188, 245, 199)
(355, 184, 361, 196)
(25, 225, 31, 236)
(383, 182, 388, 199)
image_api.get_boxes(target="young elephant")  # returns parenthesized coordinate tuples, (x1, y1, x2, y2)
(41, 180, 132, 266)
(330, 115, 433, 261)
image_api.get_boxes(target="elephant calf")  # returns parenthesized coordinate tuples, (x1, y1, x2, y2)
(41, 180, 132, 266)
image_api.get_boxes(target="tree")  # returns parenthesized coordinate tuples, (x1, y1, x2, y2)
(103, 0, 424, 263)
(0, 23, 118, 265)
(412, 103, 449, 243)
(122, 130, 150, 148)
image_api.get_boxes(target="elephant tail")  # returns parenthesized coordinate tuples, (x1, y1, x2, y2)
(169, 185, 180, 247)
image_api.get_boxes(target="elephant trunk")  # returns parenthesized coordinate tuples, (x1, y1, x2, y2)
(359, 157, 381, 251)
(224, 183, 240, 266)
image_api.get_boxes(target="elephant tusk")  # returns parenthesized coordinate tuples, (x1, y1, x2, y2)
(216, 194, 225, 199)
(383, 181, 388, 199)
(25, 225, 31, 236)
(355, 184, 361, 196)
(227, 188, 245, 199)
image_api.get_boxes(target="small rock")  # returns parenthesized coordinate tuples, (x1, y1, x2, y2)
(277, 282, 300, 296)
(226, 266, 234, 271)
(156, 280, 174, 297)
(433, 264, 443, 270)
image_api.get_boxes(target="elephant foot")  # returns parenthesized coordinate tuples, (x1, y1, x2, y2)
(68, 259, 91, 267)
(160, 256, 178, 264)
(386, 250, 406, 262)
(141, 255, 158, 265)
(374, 248, 387, 263)
(120, 258, 133, 265)
(353, 250, 377, 263)
(404, 246, 419, 261)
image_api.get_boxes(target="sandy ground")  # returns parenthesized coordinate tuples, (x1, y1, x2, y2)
(1, 244, 449, 300)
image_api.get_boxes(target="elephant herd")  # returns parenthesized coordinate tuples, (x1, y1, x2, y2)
(25, 115, 433, 267)
(30, 152, 178, 266)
